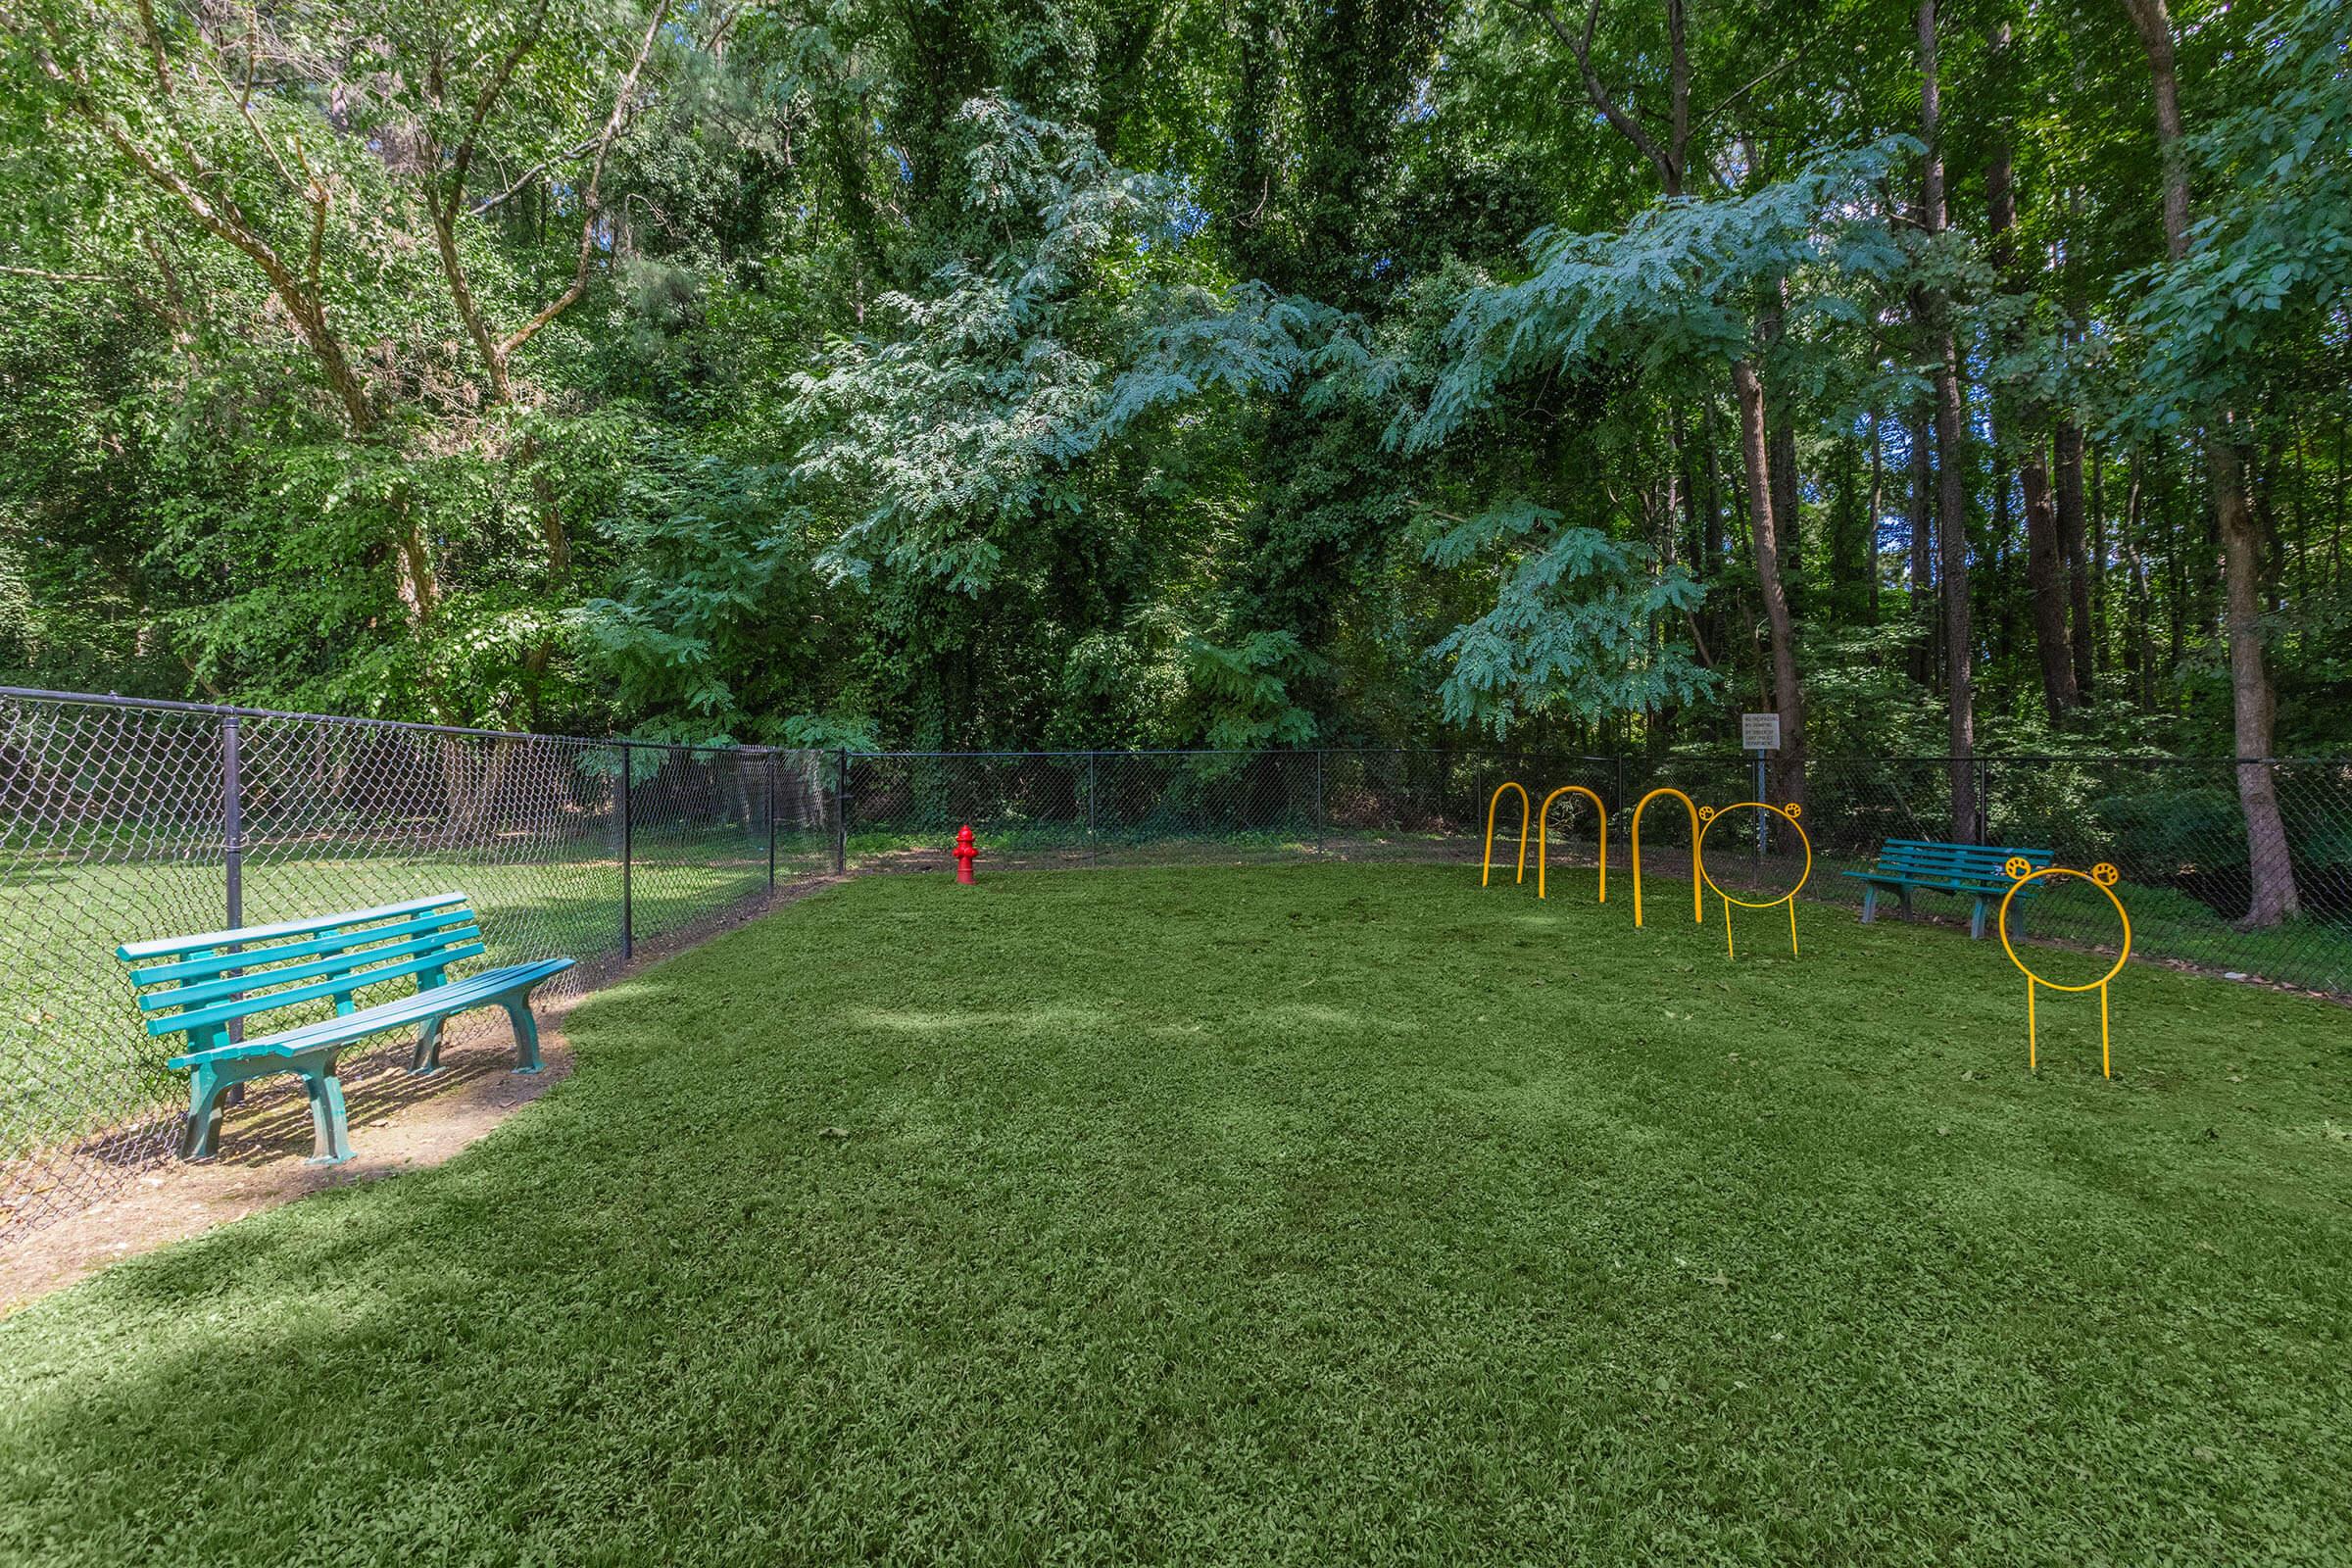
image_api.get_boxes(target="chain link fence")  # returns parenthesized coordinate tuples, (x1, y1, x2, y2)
(9, 697, 2350, 1248)
(1, 689, 835, 1238)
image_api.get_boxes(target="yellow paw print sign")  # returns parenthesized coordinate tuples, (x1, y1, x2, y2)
(1998, 862, 2132, 1079)
(2003, 855, 2033, 880)
(1693, 802, 1811, 960)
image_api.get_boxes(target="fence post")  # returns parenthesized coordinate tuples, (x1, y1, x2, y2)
(220, 713, 244, 937)
(618, 744, 634, 961)
(220, 714, 246, 1090)
(1615, 754, 1627, 813)
(1087, 753, 1098, 867)
(764, 750, 777, 890)
(834, 748, 849, 873)
(1314, 750, 1325, 855)
(1976, 757, 1992, 844)
(1752, 747, 1768, 857)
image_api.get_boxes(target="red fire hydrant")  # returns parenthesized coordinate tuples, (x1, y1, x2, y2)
(953, 824, 979, 885)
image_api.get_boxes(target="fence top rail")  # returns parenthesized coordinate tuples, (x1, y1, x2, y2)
(0, 686, 774, 758)
(850, 746, 2346, 766)
(856, 749, 1626, 763)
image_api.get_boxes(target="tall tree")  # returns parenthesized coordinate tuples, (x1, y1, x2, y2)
(1916, 0, 1975, 837)
(2119, 0, 2300, 925)
(1987, 20, 2078, 720)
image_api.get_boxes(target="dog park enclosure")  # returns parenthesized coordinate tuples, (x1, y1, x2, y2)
(5, 685, 2351, 1237)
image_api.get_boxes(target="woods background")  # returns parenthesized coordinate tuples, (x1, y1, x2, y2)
(2, 0, 2346, 924)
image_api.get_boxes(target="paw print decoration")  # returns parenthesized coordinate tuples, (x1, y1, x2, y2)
(1696, 805, 1716, 822)
(2090, 861, 2121, 887)
(1783, 802, 1802, 819)
(2003, 855, 2033, 880)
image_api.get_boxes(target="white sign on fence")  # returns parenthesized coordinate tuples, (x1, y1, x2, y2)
(1740, 712, 1783, 751)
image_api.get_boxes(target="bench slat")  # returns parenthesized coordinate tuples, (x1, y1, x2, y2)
(143, 944, 488, 1037)
(1879, 846, 2048, 862)
(1845, 870, 2042, 895)
(134, 925, 483, 1012)
(1876, 843, 2049, 867)
(166, 957, 575, 1068)
(117, 892, 468, 961)
(126, 906, 480, 986)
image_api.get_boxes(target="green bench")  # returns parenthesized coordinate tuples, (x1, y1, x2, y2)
(117, 893, 573, 1165)
(1840, 839, 2053, 940)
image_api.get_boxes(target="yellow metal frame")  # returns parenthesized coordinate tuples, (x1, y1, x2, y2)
(1482, 781, 1532, 887)
(1694, 802, 1811, 958)
(1997, 862, 2131, 1078)
(1629, 787, 1703, 927)
(1535, 786, 1607, 903)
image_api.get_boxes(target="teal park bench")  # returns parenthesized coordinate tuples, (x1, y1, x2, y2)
(1840, 840, 2054, 940)
(117, 893, 573, 1165)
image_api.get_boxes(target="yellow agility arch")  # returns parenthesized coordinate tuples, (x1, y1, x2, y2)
(1535, 786, 1607, 903)
(1482, 782, 1532, 887)
(1629, 787, 1703, 927)
(1998, 859, 2131, 1079)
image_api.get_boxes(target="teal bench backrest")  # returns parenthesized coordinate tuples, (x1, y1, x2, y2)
(1875, 840, 2054, 883)
(116, 893, 487, 1055)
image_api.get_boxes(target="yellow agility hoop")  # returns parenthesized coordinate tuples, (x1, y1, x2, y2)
(1482, 782, 1532, 888)
(1695, 803, 1811, 958)
(1997, 861, 2131, 1078)
(1629, 787, 1703, 927)
(1535, 785, 1607, 903)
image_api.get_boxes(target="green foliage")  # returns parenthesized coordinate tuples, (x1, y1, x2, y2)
(0, 0, 2347, 762)
(2116, 0, 2352, 438)
(1401, 141, 1916, 457)
(1181, 630, 1319, 749)
(783, 97, 1161, 595)
(777, 711, 880, 752)
(1419, 500, 1711, 732)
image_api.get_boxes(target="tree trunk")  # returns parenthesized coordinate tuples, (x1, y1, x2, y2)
(1986, 37, 2078, 721)
(2121, 453, 2152, 707)
(1919, 0, 1975, 840)
(2023, 441, 2078, 718)
(1866, 412, 1885, 624)
(2055, 420, 2094, 692)
(1934, 350, 1976, 839)
(2123, 0, 2300, 924)
(1732, 359, 1806, 807)
(1908, 406, 1936, 685)
(1771, 413, 1802, 617)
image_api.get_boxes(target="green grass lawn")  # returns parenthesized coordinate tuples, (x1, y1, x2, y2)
(3, 862, 2349, 1564)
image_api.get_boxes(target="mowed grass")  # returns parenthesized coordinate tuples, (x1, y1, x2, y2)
(4, 862, 2350, 1564)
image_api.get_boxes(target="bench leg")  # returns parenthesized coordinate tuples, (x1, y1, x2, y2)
(503, 1000, 546, 1075)
(297, 1059, 354, 1165)
(1899, 885, 1914, 921)
(410, 1017, 444, 1075)
(1970, 897, 1986, 941)
(1860, 886, 1878, 924)
(180, 1064, 228, 1161)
